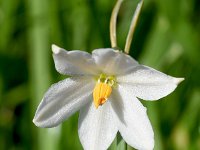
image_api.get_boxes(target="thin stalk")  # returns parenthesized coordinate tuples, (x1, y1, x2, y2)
(124, 0, 144, 54)
(110, 1, 144, 150)
(110, 1, 125, 149)
(110, 0, 124, 48)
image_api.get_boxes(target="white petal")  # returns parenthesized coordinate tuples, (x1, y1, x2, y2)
(78, 101, 118, 150)
(52, 44, 99, 75)
(117, 65, 184, 100)
(33, 77, 94, 128)
(111, 85, 154, 150)
(92, 48, 138, 75)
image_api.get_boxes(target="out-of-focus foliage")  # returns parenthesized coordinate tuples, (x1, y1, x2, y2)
(0, 0, 199, 150)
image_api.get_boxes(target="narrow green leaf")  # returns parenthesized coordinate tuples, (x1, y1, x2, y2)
(26, 0, 60, 149)
(117, 133, 126, 150)
(109, 136, 117, 150)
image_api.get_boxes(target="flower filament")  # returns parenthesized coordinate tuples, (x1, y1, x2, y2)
(93, 74, 116, 109)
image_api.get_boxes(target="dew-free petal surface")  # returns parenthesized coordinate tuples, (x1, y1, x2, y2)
(92, 48, 138, 75)
(111, 85, 154, 150)
(78, 101, 118, 150)
(33, 77, 94, 127)
(117, 65, 184, 100)
(52, 44, 99, 76)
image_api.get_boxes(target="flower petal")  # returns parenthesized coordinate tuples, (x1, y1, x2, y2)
(117, 65, 184, 100)
(52, 44, 99, 75)
(78, 101, 118, 150)
(33, 77, 94, 128)
(111, 85, 154, 150)
(92, 48, 138, 75)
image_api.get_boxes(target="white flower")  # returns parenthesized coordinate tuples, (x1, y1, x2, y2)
(33, 44, 184, 150)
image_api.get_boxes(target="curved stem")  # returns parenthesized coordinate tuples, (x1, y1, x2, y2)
(110, 0, 124, 48)
(124, 0, 144, 54)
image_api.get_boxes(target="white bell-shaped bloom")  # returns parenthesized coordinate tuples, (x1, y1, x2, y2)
(33, 44, 184, 150)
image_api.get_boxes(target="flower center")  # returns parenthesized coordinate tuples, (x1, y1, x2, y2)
(93, 74, 116, 109)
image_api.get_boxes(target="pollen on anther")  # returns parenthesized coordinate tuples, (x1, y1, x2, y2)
(93, 82, 112, 109)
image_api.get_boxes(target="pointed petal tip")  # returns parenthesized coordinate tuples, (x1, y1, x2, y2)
(32, 117, 39, 126)
(32, 117, 46, 128)
(174, 77, 184, 85)
(32, 115, 44, 127)
(52, 44, 61, 54)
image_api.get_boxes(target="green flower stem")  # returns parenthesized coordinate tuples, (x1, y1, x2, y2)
(109, 0, 126, 149)
(110, 0, 124, 48)
(26, 0, 60, 149)
(124, 0, 144, 54)
(110, 1, 144, 150)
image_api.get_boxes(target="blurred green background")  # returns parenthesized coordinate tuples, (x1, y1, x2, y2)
(0, 0, 199, 150)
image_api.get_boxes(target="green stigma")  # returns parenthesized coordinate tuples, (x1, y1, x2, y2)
(95, 73, 117, 87)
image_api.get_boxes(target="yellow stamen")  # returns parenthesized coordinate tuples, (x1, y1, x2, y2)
(93, 82, 112, 109)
